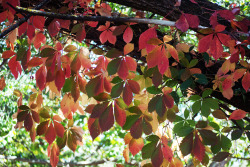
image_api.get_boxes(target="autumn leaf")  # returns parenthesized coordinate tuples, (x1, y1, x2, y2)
(192, 133, 205, 162)
(229, 109, 247, 120)
(0, 76, 6, 91)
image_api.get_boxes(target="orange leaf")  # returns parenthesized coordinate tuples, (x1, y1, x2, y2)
(49, 144, 60, 167)
(45, 122, 56, 144)
(27, 57, 43, 68)
(0, 76, 6, 91)
(129, 138, 144, 156)
(229, 109, 247, 120)
(222, 88, 233, 100)
(124, 43, 134, 55)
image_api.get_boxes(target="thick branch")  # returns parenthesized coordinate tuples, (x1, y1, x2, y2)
(13, 6, 206, 28)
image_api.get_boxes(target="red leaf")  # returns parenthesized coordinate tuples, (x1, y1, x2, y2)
(130, 117, 143, 139)
(31, 110, 40, 123)
(229, 109, 247, 120)
(27, 57, 43, 68)
(217, 10, 235, 20)
(24, 114, 33, 131)
(118, 58, 129, 80)
(45, 122, 56, 144)
(123, 83, 133, 106)
(162, 144, 173, 162)
(55, 69, 65, 91)
(128, 80, 140, 94)
(49, 144, 60, 167)
(88, 118, 101, 140)
(8, 56, 22, 79)
(57, 19, 70, 29)
(114, 102, 126, 127)
(139, 28, 157, 53)
(48, 20, 60, 37)
(210, 36, 223, 60)
(242, 71, 250, 92)
(176, 14, 189, 32)
(129, 138, 144, 156)
(190, 0, 198, 4)
(125, 56, 137, 71)
(123, 27, 133, 43)
(31, 16, 45, 30)
(198, 34, 213, 53)
(151, 145, 163, 167)
(99, 105, 114, 131)
(54, 121, 65, 138)
(2, 50, 15, 59)
(36, 66, 47, 91)
(217, 33, 231, 46)
(33, 32, 46, 49)
(163, 94, 174, 109)
(215, 25, 226, 33)
(0, 11, 8, 23)
(185, 14, 200, 29)
(27, 24, 35, 40)
(192, 134, 205, 162)
(18, 22, 27, 36)
(222, 77, 233, 90)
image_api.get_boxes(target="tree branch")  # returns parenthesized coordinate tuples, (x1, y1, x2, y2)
(14, 6, 206, 28)
(0, 0, 51, 39)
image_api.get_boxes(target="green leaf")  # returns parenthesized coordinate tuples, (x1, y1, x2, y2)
(123, 115, 140, 130)
(105, 48, 122, 58)
(192, 100, 201, 114)
(193, 74, 208, 85)
(198, 129, 217, 145)
(40, 48, 56, 57)
(146, 86, 162, 94)
(142, 141, 157, 159)
(220, 135, 232, 150)
(209, 122, 220, 131)
(148, 95, 161, 113)
(201, 101, 210, 117)
(231, 130, 243, 140)
(111, 76, 123, 84)
(146, 135, 160, 142)
(204, 98, 219, 109)
(184, 109, 189, 119)
(202, 89, 213, 98)
(107, 58, 121, 75)
(170, 91, 179, 105)
(173, 122, 193, 137)
(180, 78, 193, 90)
(111, 82, 123, 98)
(203, 52, 209, 64)
(189, 95, 201, 101)
(180, 132, 193, 156)
(188, 59, 198, 68)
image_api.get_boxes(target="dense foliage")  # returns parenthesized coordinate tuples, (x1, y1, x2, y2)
(0, 0, 249, 166)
